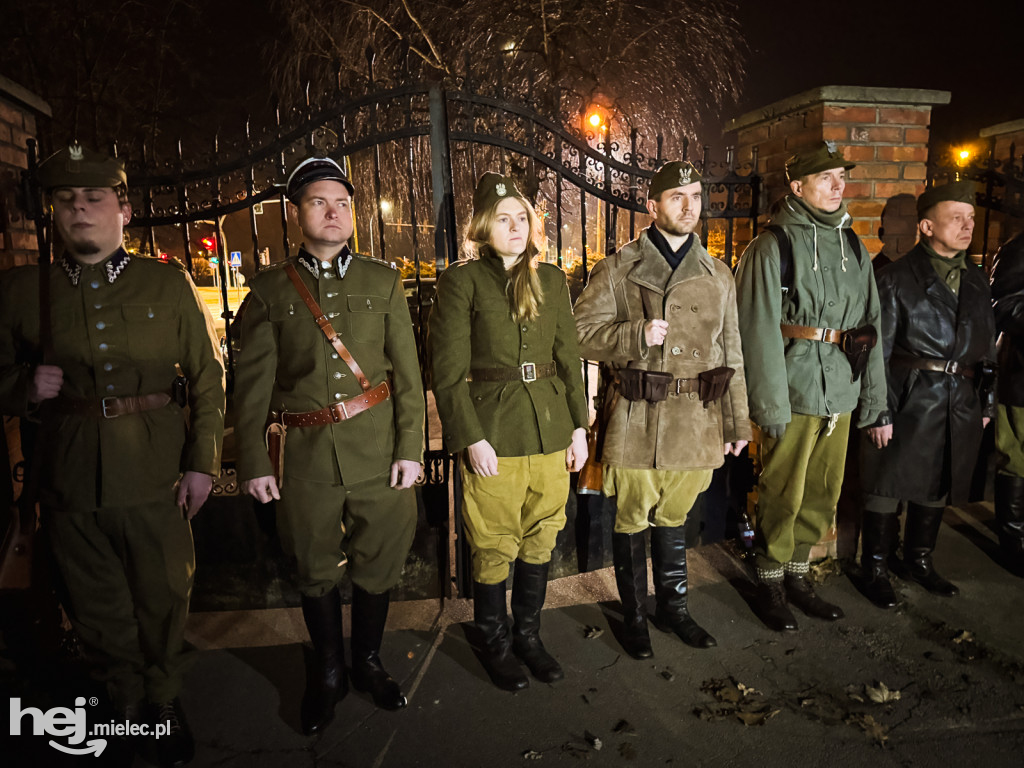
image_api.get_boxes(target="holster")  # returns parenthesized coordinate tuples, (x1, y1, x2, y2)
(697, 366, 735, 408)
(616, 368, 646, 402)
(841, 324, 878, 382)
(265, 421, 287, 489)
(576, 425, 603, 495)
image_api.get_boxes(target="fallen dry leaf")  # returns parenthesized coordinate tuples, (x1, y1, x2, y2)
(583, 626, 604, 640)
(865, 681, 901, 704)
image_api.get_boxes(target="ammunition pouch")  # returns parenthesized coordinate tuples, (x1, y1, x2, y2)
(617, 368, 674, 404)
(697, 366, 735, 408)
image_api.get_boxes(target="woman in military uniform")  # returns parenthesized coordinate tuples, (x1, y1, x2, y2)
(430, 173, 589, 691)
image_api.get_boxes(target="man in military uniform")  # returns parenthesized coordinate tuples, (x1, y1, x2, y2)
(735, 142, 887, 632)
(236, 157, 424, 733)
(0, 144, 225, 766)
(575, 161, 751, 659)
(991, 231, 1024, 578)
(857, 182, 996, 606)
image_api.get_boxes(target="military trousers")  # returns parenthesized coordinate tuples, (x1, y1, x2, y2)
(755, 412, 851, 569)
(603, 465, 713, 534)
(46, 499, 194, 708)
(277, 469, 417, 598)
(460, 450, 569, 584)
(996, 404, 1024, 478)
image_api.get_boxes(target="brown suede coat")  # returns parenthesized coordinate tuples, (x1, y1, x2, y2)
(574, 229, 751, 471)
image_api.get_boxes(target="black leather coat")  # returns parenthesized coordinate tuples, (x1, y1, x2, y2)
(861, 244, 996, 503)
(991, 232, 1024, 408)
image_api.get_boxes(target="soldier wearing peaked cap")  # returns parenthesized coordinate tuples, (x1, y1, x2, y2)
(735, 142, 887, 632)
(429, 172, 589, 691)
(0, 143, 225, 766)
(235, 156, 425, 731)
(857, 181, 996, 606)
(574, 161, 751, 660)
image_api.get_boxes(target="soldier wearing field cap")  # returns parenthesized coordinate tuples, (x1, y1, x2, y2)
(0, 143, 225, 766)
(735, 142, 886, 632)
(575, 161, 751, 659)
(857, 181, 996, 607)
(235, 156, 424, 731)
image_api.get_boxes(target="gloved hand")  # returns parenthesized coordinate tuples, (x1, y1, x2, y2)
(760, 423, 786, 440)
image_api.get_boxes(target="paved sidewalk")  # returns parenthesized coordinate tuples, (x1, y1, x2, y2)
(4, 502, 1024, 767)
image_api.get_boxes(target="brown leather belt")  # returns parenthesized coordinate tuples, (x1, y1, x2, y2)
(781, 324, 844, 344)
(271, 379, 392, 427)
(53, 391, 172, 419)
(468, 362, 557, 383)
(891, 355, 975, 378)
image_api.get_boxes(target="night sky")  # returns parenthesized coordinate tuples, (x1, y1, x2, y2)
(725, 0, 1024, 148)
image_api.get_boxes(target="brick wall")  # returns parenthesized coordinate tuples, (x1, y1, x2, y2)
(725, 86, 951, 259)
(0, 75, 50, 272)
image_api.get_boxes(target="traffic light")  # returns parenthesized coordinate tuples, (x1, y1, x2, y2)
(200, 235, 217, 252)
(158, 252, 169, 262)
(209, 256, 219, 265)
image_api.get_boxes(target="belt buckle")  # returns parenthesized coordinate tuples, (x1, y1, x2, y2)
(521, 362, 537, 382)
(822, 327, 836, 342)
(101, 397, 119, 419)
(331, 401, 349, 421)
(944, 360, 958, 375)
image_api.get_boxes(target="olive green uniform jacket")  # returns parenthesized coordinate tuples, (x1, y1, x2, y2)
(429, 250, 588, 456)
(235, 248, 424, 485)
(734, 197, 887, 428)
(574, 230, 751, 471)
(0, 250, 225, 510)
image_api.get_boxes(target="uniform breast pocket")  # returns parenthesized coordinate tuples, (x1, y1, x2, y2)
(268, 302, 314, 349)
(347, 295, 387, 343)
(122, 303, 178, 358)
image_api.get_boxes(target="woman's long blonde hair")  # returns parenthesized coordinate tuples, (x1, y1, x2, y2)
(462, 194, 546, 323)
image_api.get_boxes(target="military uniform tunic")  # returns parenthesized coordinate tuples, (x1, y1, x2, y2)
(0, 248, 225, 706)
(429, 249, 588, 582)
(234, 247, 424, 596)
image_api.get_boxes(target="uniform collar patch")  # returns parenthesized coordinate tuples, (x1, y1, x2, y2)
(59, 252, 82, 286)
(104, 249, 131, 283)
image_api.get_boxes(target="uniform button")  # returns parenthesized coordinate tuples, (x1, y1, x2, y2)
(366, 299, 372, 308)
(688, 392, 697, 401)
(103, 363, 113, 372)
(98, 343, 108, 351)
(521, 326, 528, 332)
(106, 384, 115, 392)
(823, 266, 830, 272)
(94, 303, 102, 310)
(90, 280, 100, 289)
(828, 301, 835, 306)
(333, 372, 342, 379)
(522, 344, 528, 349)
(147, 310, 155, 319)
(475, 396, 483, 401)
(824, 366, 831, 372)
(323, 272, 334, 279)
(328, 312, 339, 318)
(331, 353, 339, 359)
(692, 349, 701, 358)
(327, 292, 338, 298)
(690, 305, 699, 313)
(671, 346, 682, 355)
(334, 393, 343, 400)
(670, 304, 681, 311)
(96, 321, 106, 330)
(321, 261, 332, 269)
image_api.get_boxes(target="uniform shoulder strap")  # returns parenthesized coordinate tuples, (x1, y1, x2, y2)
(764, 225, 793, 295)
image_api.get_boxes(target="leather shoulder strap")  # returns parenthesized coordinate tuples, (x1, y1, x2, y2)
(284, 263, 371, 392)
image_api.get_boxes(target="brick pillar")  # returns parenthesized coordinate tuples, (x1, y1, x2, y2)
(0, 74, 51, 272)
(726, 86, 951, 260)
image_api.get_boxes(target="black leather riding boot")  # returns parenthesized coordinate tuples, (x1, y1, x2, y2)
(857, 510, 899, 608)
(995, 473, 1024, 578)
(473, 580, 529, 691)
(611, 531, 653, 659)
(649, 526, 716, 648)
(901, 503, 959, 597)
(350, 586, 407, 710)
(299, 588, 348, 735)
(753, 568, 798, 632)
(510, 559, 563, 683)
